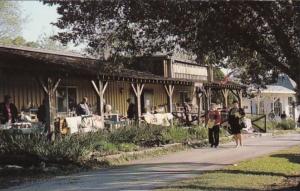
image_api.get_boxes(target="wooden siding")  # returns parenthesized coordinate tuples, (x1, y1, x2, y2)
(0, 74, 44, 110)
(0, 73, 177, 116)
(172, 62, 208, 81)
(144, 84, 168, 107)
(104, 81, 130, 115)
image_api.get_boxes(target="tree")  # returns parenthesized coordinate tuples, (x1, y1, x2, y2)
(0, 36, 39, 47)
(44, 1, 300, 99)
(0, 34, 68, 51)
(36, 32, 68, 51)
(0, 1, 23, 38)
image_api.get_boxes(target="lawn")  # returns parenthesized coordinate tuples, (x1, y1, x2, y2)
(158, 146, 300, 191)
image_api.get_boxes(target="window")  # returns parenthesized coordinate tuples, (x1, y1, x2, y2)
(288, 97, 294, 105)
(142, 89, 154, 113)
(289, 106, 294, 118)
(56, 87, 77, 113)
(259, 101, 265, 114)
(179, 91, 189, 105)
(274, 99, 282, 116)
(288, 97, 294, 118)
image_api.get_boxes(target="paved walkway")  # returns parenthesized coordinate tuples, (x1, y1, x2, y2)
(4, 133, 300, 191)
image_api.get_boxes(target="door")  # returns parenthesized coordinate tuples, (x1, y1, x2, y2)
(56, 87, 77, 113)
(142, 89, 154, 113)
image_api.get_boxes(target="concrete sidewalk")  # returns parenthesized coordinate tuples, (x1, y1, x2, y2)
(3, 133, 300, 191)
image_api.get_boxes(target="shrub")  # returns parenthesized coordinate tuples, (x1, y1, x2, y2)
(131, 125, 167, 147)
(107, 126, 137, 144)
(188, 126, 208, 140)
(0, 123, 228, 167)
(266, 121, 278, 130)
(163, 127, 190, 144)
(0, 131, 108, 165)
(276, 119, 296, 130)
(117, 143, 138, 152)
(108, 124, 168, 147)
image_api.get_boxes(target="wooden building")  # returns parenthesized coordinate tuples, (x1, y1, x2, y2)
(0, 45, 245, 136)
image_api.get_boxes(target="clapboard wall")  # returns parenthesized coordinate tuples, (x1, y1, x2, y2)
(0, 72, 179, 116)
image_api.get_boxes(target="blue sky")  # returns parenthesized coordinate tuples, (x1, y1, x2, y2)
(20, 1, 59, 42)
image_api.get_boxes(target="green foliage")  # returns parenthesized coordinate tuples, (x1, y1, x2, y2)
(109, 125, 209, 147)
(36, 32, 68, 51)
(265, 120, 278, 130)
(0, 131, 108, 164)
(108, 125, 168, 147)
(0, 33, 68, 51)
(213, 68, 225, 81)
(0, 36, 39, 47)
(159, 146, 300, 191)
(117, 143, 138, 152)
(276, 120, 296, 130)
(0, 1, 23, 38)
(187, 126, 208, 140)
(0, 124, 209, 166)
(45, 1, 300, 95)
(163, 127, 190, 144)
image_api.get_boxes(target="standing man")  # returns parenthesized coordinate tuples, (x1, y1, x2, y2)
(37, 99, 47, 123)
(206, 103, 221, 148)
(0, 95, 18, 124)
(228, 100, 245, 147)
(183, 98, 192, 126)
(76, 97, 91, 116)
(127, 98, 136, 120)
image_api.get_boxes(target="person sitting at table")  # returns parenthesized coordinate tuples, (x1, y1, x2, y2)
(152, 106, 158, 114)
(104, 104, 112, 119)
(0, 95, 18, 124)
(76, 97, 91, 116)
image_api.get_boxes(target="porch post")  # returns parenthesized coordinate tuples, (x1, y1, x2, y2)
(238, 90, 243, 108)
(257, 97, 260, 115)
(202, 88, 209, 122)
(91, 80, 108, 116)
(39, 77, 61, 141)
(230, 89, 243, 108)
(221, 89, 229, 108)
(131, 83, 144, 121)
(205, 87, 211, 110)
(164, 84, 175, 126)
(197, 93, 203, 125)
(164, 84, 175, 113)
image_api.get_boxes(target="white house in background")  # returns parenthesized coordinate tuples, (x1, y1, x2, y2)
(243, 74, 299, 121)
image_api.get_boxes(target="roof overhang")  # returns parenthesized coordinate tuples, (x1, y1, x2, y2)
(0, 45, 193, 86)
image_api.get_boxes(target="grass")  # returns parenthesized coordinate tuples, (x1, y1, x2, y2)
(271, 128, 300, 136)
(158, 146, 300, 191)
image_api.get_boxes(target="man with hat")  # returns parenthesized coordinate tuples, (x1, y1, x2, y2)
(0, 95, 18, 124)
